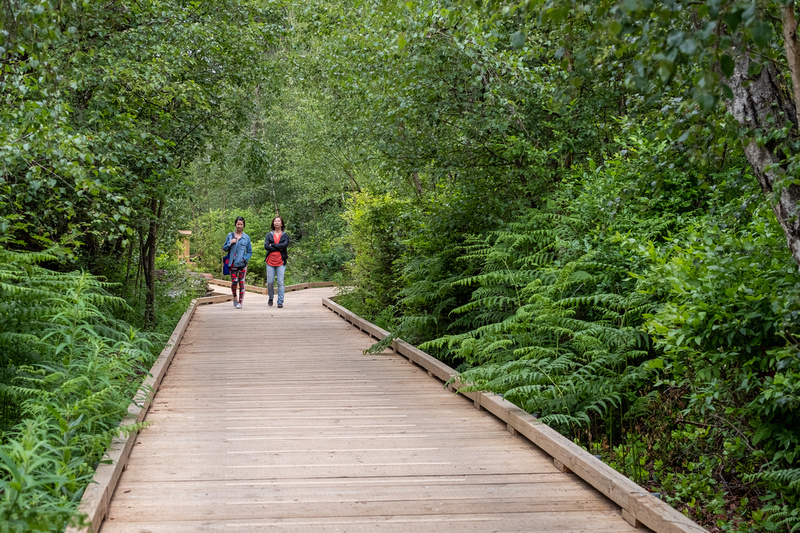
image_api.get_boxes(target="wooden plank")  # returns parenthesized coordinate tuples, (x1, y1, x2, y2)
(197, 294, 232, 305)
(98, 287, 649, 533)
(105, 497, 618, 522)
(100, 511, 637, 533)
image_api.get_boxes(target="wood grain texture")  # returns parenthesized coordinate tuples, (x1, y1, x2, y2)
(99, 288, 643, 533)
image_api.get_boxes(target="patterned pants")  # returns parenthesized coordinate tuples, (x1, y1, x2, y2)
(230, 267, 247, 302)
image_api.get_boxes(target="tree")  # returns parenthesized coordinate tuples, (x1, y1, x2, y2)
(1, 0, 283, 325)
(470, 0, 800, 267)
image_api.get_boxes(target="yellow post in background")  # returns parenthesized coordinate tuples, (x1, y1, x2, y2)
(178, 230, 191, 264)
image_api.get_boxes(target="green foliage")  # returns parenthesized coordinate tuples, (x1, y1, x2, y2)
(185, 90, 355, 284)
(113, 250, 208, 336)
(337, 193, 415, 324)
(0, 243, 159, 529)
(421, 209, 658, 434)
(391, 241, 476, 355)
(642, 208, 800, 528)
(1, 0, 284, 325)
(471, 0, 793, 109)
(0, 418, 88, 532)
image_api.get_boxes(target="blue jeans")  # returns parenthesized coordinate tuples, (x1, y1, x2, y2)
(266, 264, 285, 305)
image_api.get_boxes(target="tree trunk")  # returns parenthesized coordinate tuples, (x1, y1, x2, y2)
(124, 238, 134, 287)
(143, 197, 162, 328)
(781, 4, 800, 129)
(135, 232, 144, 296)
(725, 56, 800, 267)
(409, 172, 424, 195)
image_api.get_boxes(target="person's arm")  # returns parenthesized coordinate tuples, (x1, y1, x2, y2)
(222, 233, 232, 252)
(272, 233, 289, 250)
(264, 232, 277, 252)
(244, 237, 253, 263)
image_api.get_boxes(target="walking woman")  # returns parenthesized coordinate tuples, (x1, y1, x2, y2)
(222, 216, 252, 309)
(264, 215, 289, 308)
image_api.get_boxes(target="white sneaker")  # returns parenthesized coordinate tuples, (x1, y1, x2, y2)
(235, 302, 242, 309)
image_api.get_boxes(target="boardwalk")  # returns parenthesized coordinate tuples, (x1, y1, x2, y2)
(99, 287, 639, 532)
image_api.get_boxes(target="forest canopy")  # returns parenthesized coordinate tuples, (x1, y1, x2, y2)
(2, 0, 800, 531)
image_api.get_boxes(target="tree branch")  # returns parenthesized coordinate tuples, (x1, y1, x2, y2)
(781, 2, 800, 131)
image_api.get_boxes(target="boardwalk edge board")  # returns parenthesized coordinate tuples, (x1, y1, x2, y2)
(209, 278, 336, 296)
(321, 296, 707, 533)
(66, 294, 210, 533)
(67, 282, 336, 532)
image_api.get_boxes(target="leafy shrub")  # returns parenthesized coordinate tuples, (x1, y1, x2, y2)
(338, 192, 414, 322)
(643, 208, 800, 529)
(0, 418, 89, 532)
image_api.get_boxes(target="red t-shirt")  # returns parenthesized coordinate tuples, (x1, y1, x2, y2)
(267, 232, 284, 266)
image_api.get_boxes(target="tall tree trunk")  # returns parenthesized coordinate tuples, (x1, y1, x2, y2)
(143, 197, 163, 328)
(725, 56, 800, 267)
(781, 4, 800, 129)
(135, 232, 144, 296)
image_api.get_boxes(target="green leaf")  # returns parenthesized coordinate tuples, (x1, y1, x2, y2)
(723, 11, 742, 33)
(623, 0, 643, 12)
(679, 38, 697, 55)
(751, 20, 773, 48)
(696, 91, 716, 111)
(720, 54, 735, 77)
(510, 30, 526, 50)
(747, 61, 762, 77)
(666, 31, 685, 48)
(721, 83, 733, 99)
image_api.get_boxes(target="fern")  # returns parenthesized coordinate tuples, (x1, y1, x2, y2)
(0, 243, 159, 528)
(745, 467, 800, 491)
(421, 208, 658, 437)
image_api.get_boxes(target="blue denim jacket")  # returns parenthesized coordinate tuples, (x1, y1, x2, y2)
(222, 232, 253, 269)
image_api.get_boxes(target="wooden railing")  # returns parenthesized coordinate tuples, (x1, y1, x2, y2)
(322, 297, 707, 533)
(208, 278, 336, 296)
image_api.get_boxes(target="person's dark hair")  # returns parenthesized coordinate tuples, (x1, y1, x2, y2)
(271, 216, 285, 231)
(235, 216, 246, 228)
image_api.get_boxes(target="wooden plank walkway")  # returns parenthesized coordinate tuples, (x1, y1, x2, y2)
(99, 287, 641, 532)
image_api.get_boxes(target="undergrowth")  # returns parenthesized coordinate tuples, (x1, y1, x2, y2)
(337, 137, 800, 530)
(0, 244, 200, 531)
